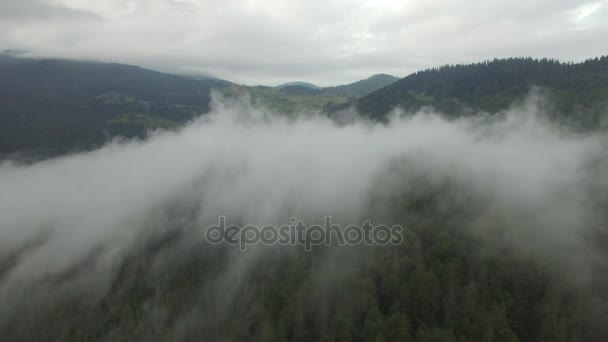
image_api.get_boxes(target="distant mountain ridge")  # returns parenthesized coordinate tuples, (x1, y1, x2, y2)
(0, 56, 400, 155)
(0, 55, 232, 155)
(275, 74, 400, 97)
(356, 57, 608, 126)
(276, 81, 320, 89)
(323, 73, 399, 96)
(2, 55, 608, 157)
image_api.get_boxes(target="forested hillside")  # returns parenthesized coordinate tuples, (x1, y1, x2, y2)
(357, 57, 608, 125)
(0, 56, 395, 156)
(0, 55, 231, 156)
(6, 56, 607, 157)
(4, 173, 606, 342)
(229, 74, 399, 114)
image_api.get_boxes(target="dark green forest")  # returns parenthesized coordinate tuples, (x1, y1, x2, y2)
(4, 175, 606, 342)
(0, 55, 231, 156)
(357, 56, 608, 127)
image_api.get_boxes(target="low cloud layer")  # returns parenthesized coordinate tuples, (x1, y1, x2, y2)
(0, 94, 606, 323)
(1, 0, 607, 84)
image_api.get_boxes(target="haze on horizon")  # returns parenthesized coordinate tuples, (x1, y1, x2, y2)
(1, 0, 607, 86)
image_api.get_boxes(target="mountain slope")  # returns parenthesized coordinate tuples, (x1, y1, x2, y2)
(356, 57, 608, 123)
(276, 81, 320, 89)
(0, 55, 231, 155)
(322, 73, 399, 96)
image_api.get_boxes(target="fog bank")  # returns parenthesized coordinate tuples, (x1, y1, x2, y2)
(0, 93, 606, 331)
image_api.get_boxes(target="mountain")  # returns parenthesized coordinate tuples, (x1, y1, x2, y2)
(276, 81, 320, 89)
(356, 57, 608, 125)
(278, 84, 322, 95)
(0, 55, 231, 156)
(3, 56, 608, 157)
(322, 73, 399, 96)
(272, 74, 400, 98)
(275, 82, 322, 95)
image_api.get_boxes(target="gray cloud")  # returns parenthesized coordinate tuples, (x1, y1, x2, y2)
(0, 0, 606, 84)
(0, 0, 100, 21)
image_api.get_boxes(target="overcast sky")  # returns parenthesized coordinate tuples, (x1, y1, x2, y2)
(1, 0, 606, 85)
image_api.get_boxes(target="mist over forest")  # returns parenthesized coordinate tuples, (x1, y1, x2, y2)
(2, 0, 608, 339)
(1, 90, 607, 341)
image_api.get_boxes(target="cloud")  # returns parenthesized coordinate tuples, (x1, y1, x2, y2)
(0, 0, 606, 84)
(0, 93, 606, 323)
(0, 0, 101, 22)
